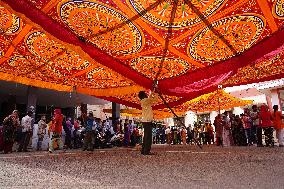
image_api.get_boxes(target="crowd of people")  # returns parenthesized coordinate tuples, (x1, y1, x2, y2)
(0, 104, 283, 154)
(137, 104, 284, 148)
(213, 104, 284, 147)
(0, 109, 146, 153)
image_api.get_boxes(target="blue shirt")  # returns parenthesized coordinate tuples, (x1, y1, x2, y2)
(86, 118, 94, 132)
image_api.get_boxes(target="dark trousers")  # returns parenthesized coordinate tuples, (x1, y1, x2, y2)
(156, 135, 160, 144)
(65, 132, 72, 149)
(251, 125, 257, 144)
(130, 134, 137, 146)
(244, 128, 252, 145)
(263, 127, 274, 146)
(37, 136, 44, 150)
(141, 122, 152, 155)
(256, 126, 263, 146)
(216, 137, 222, 146)
(18, 132, 31, 151)
(3, 142, 13, 154)
(73, 129, 80, 148)
(161, 134, 165, 144)
(83, 132, 93, 150)
(204, 132, 209, 144)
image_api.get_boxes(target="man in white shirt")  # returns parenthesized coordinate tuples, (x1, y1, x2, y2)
(18, 111, 33, 152)
(165, 127, 171, 144)
(138, 90, 157, 155)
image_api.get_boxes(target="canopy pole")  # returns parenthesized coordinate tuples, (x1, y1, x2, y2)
(217, 85, 223, 114)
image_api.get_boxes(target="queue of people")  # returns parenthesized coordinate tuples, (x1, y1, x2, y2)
(0, 104, 283, 154)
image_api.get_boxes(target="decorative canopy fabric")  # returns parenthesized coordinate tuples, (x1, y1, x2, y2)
(0, 0, 283, 109)
(173, 89, 253, 113)
(104, 90, 253, 118)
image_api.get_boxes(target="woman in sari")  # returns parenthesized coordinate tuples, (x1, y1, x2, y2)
(2, 110, 20, 153)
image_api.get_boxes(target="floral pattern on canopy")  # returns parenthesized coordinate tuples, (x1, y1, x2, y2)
(128, 0, 226, 28)
(172, 90, 253, 113)
(0, 0, 284, 109)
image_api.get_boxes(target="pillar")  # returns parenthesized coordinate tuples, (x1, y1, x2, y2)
(164, 118, 174, 127)
(7, 95, 16, 115)
(266, 95, 273, 112)
(184, 111, 197, 127)
(26, 86, 37, 120)
(271, 89, 281, 108)
(233, 107, 244, 116)
(210, 111, 218, 124)
(80, 103, 87, 116)
(112, 102, 120, 123)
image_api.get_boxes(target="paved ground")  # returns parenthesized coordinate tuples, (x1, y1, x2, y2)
(0, 145, 284, 189)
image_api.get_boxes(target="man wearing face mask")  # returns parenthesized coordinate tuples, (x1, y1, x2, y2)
(37, 115, 47, 151)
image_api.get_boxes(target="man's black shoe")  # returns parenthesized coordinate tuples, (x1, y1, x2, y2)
(142, 152, 156, 155)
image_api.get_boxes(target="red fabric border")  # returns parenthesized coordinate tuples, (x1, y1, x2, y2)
(159, 29, 284, 96)
(4, 0, 153, 89)
(152, 86, 219, 110)
(223, 73, 284, 88)
(98, 86, 220, 110)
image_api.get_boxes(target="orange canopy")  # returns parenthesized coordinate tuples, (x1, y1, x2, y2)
(173, 90, 253, 113)
(0, 0, 283, 109)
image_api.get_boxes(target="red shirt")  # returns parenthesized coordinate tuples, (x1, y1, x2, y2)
(74, 121, 80, 129)
(52, 114, 63, 133)
(242, 116, 251, 129)
(259, 111, 272, 127)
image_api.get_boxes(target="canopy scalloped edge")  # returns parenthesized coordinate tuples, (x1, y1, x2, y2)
(76, 85, 145, 97)
(0, 72, 72, 92)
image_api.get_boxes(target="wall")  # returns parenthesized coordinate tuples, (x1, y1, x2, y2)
(184, 111, 197, 127)
(233, 107, 244, 115)
(210, 111, 218, 124)
(271, 90, 281, 107)
(242, 94, 267, 104)
(164, 118, 174, 127)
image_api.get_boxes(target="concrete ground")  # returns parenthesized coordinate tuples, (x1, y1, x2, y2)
(0, 145, 284, 189)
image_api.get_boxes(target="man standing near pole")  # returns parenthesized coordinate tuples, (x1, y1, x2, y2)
(138, 90, 157, 155)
